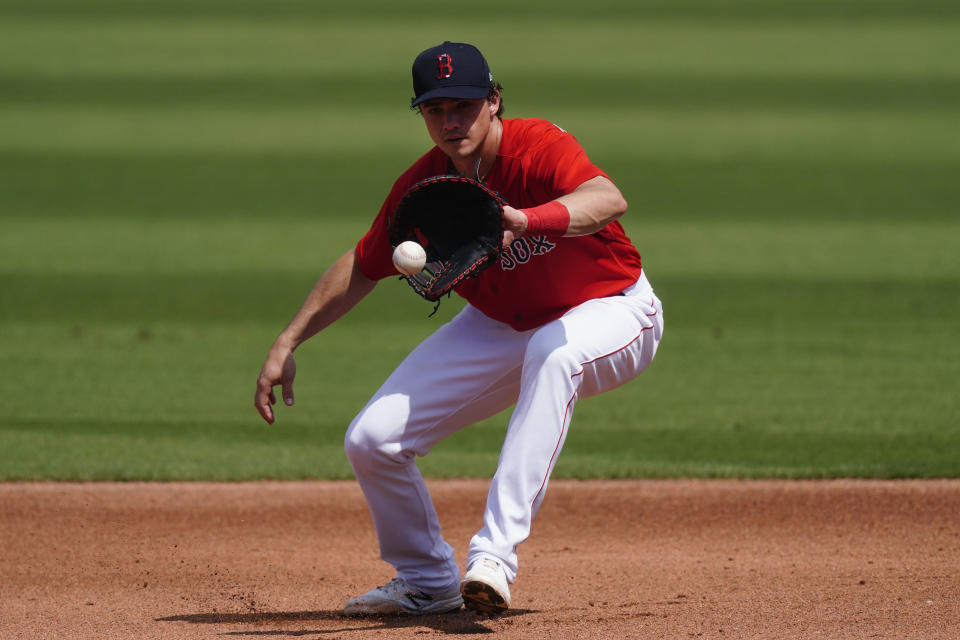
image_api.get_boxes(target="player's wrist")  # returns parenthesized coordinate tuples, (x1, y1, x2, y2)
(521, 201, 570, 237)
(273, 332, 299, 354)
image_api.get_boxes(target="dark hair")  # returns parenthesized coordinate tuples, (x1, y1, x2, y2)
(411, 82, 505, 116)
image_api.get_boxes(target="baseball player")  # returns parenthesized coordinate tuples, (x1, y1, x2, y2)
(254, 41, 664, 616)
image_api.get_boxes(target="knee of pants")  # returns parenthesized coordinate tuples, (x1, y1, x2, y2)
(343, 398, 410, 470)
(523, 325, 585, 381)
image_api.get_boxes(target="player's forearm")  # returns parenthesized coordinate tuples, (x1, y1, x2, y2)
(274, 248, 376, 352)
(512, 176, 627, 240)
(555, 176, 628, 236)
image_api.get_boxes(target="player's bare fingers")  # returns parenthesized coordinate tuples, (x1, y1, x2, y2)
(254, 391, 275, 425)
(281, 355, 296, 406)
(502, 205, 528, 239)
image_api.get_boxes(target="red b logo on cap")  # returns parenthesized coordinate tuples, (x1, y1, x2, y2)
(436, 54, 454, 79)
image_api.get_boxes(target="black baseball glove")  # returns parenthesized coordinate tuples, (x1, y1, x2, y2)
(388, 175, 506, 303)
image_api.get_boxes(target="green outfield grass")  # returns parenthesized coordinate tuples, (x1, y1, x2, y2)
(1, 0, 958, 480)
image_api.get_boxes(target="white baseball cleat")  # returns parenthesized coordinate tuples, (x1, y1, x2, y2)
(460, 557, 511, 615)
(343, 577, 463, 616)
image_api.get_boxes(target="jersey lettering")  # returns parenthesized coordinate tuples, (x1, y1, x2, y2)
(436, 54, 454, 79)
(528, 235, 557, 256)
(499, 235, 556, 271)
(512, 238, 532, 264)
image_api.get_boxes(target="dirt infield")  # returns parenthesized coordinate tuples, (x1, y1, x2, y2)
(1, 480, 958, 639)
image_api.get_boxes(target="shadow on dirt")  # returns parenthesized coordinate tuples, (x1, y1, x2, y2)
(157, 608, 536, 635)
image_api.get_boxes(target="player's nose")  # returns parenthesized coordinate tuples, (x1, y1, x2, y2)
(442, 114, 458, 130)
(441, 108, 462, 130)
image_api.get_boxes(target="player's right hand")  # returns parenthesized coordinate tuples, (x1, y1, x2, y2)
(254, 348, 296, 425)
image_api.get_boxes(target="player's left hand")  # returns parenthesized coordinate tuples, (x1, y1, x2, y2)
(501, 205, 528, 247)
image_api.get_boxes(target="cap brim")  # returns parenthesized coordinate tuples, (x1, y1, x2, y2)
(411, 85, 490, 107)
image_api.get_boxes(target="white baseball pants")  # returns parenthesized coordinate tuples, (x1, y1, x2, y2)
(344, 272, 664, 592)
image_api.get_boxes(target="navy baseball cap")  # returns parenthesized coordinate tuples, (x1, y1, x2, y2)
(411, 41, 494, 107)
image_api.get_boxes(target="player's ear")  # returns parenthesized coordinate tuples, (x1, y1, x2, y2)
(487, 92, 500, 116)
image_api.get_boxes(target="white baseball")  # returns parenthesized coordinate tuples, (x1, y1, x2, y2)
(392, 240, 427, 275)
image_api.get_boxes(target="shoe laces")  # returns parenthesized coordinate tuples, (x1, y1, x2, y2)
(475, 557, 502, 572)
(382, 577, 429, 600)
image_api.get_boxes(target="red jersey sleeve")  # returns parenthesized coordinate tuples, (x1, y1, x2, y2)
(496, 120, 608, 206)
(530, 136, 608, 201)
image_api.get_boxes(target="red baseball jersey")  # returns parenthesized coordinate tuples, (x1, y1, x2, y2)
(355, 118, 643, 331)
